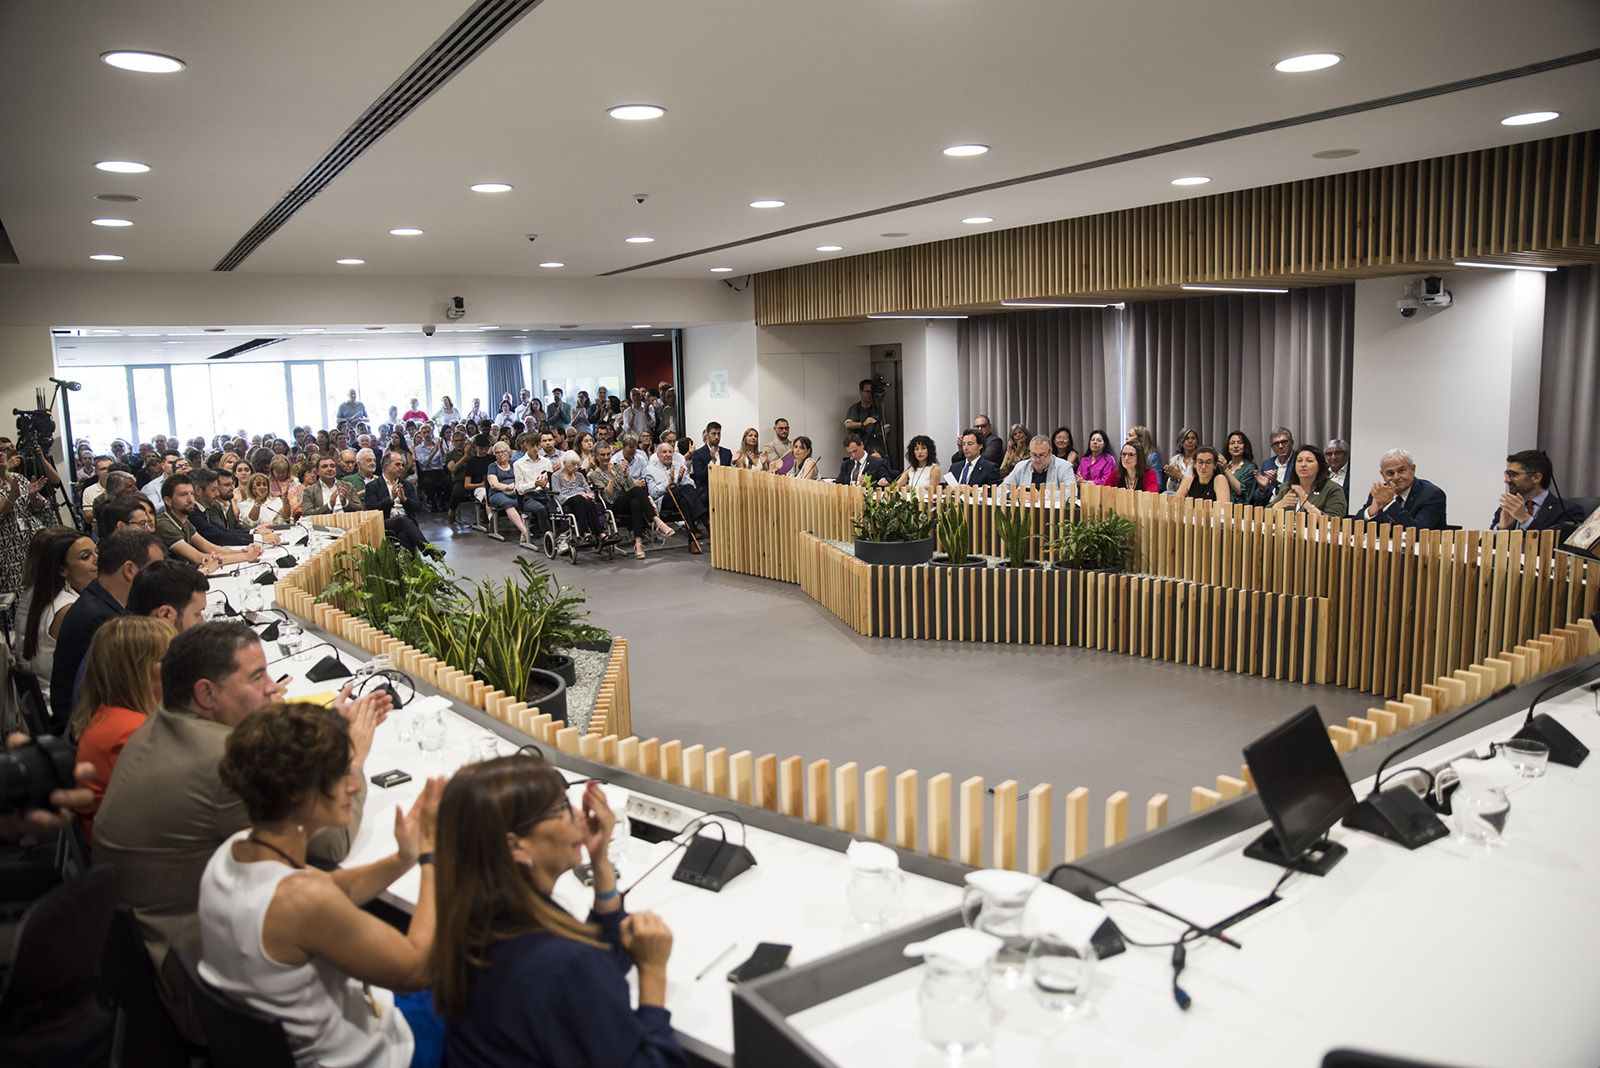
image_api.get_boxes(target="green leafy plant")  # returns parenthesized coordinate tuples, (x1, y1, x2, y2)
(992, 507, 1035, 568)
(318, 544, 606, 701)
(1045, 513, 1137, 571)
(936, 505, 971, 564)
(852, 476, 937, 542)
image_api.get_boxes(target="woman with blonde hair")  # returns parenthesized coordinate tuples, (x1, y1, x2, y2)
(1125, 425, 1161, 477)
(267, 455, 303, 518)
(243, 472, 287, 527)
(71, 615, 175, 842)
(733, 427, 764, 471)
(430, 755, 684, 1067)
(1002, 423, 1032, 472)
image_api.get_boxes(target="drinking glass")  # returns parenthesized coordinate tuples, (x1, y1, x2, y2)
(1026, 935, 1096, 1016)
(1453, 788, 1509, 845)
(918, 957, 992, 1055)
(415, 709, 447, 757)
(470, 733, 502, 763)
(276, 621, 302, 662)
(1498, 738, 1549, 778)
(846, 867, 903, 930)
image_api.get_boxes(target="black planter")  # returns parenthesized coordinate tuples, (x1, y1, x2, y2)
(929, 553, 986, 569)
(524, 667, 569, 723)
(540, 652, 577, 687)
(854, 536, 935, 566)
(995, 560, 1044, 569)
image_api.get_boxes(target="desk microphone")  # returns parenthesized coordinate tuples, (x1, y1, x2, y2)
(1510, 671, 1591, 767)
(265, 640, 352, 681)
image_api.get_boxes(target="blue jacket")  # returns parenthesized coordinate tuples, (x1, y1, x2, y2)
(444, 907, 686, 1068)
(690, 445, 733, 496)
(949, 457, 1001, 486)
(1357, 478, 1449, 530)
(837, 454, 893, 485)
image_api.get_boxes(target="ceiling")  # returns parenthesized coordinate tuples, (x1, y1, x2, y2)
(2, 0, 1598, 289)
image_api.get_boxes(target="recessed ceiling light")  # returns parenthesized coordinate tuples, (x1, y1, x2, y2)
(89, 253, 124, 261)
(163, 340, 182, 344)
(538, 261, 565, 268)
(750, 199, 785, 209)
(479, 325, 500, 330)
(1000, 301, 1116, 308)
(961, 216, 993, 225)
(1170, 176, 1211, 186)
(95, 193, 140, 203)
(652, 333, 666, 337)
(1312, 148, 1361, 160)
(1501, 111, 1560, 126)
(816, 245, 843, 252)
(470, 182, 513, 193)
(1453, 260, 1557, 272)
(1273, 52, 1342, 73)
(631, 324, 652, 329)
(1180, 284, 1290, 293)
(881, 232, 910, 238)
(709, 266, 734, 273)
(866, 314, 969, 319)
(943, 144, 989, 157)
(300, 328, 326, 333)
(389, 227, 424, 236)
(101, 50, 186, 74)
(92, 217, 133, 227)
(95, 160, 150, 174)
(607, 104, 666, 121)
(335, 258, 365, 265)
(625, 236, 655, 244)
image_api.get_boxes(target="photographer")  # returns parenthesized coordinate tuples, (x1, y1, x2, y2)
(843, 378, 887, 457)
(0, 438, 55, 599)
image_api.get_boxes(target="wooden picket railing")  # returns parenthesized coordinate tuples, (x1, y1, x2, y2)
(711, 468, 1600, 699)
(271, 511, 632, 737)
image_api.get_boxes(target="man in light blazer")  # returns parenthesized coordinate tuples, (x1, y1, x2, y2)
(300, 455, 356, 516)
(95, 622, 387, 1041)
(1003, 435, 1078, 492)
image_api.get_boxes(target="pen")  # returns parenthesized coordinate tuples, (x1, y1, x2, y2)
(695, 942, 739, 981)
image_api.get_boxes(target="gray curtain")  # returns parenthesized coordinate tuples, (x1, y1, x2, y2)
(1539, 265, 1600, 496)
(1122, 285, 1353, 456)
(486, 353, 525, 412)
(957, 308, 1120, 447)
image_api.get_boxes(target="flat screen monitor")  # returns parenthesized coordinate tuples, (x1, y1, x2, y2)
(1242, 706, 1356, 863)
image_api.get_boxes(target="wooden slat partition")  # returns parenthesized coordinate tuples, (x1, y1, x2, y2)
(753, 131, 1600, 324)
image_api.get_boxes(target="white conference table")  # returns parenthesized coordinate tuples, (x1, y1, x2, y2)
(212, 533, 964, 1064)
(788, 687, 1600, 1068)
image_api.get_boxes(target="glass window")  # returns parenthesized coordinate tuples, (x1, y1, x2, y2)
(170, 365, 214, 443)
(367, 359, 423, 428)
(130, 367, 172, 442)
(426, 359, 458, 416)
(211, 363, 289, 439)
(72, 366, 133, 451)
(288, 363, 324, 431)
(458, 357, 488, 421)
(323, 361, 362, 429)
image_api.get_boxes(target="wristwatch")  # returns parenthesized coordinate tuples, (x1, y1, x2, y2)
(417, 852, 435, 866)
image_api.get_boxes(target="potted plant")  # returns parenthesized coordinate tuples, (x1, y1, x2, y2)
(992, 507, 1039, 569)
(851, 476, 937, 565)
(931, 503, 983, 567)
(1046, 513, 1137, 571)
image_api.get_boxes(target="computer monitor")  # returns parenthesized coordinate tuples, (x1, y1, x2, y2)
(1241, 706, 1355, 876)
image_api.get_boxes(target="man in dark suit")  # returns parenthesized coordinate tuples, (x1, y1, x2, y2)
(948, 430, 1002, 486)
(1355, 449, 1449, 529)
(48, 529, 163, 728)
(363, 450, 442, 558)
(837, 433, 893, 485)
(1492, 449, 1583, 531)
(689, 421, 733, 508)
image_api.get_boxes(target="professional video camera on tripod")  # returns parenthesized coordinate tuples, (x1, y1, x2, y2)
(9, 383, 79, 531)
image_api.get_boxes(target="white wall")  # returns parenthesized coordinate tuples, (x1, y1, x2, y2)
(1350, 270, 1545, 526)
(682, 320, 760, 443)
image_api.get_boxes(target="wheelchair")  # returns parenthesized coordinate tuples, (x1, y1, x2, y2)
(542, 492, 621, 564)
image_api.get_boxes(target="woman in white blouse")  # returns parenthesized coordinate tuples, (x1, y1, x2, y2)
(895, 435, 941, 491)
(786, 436, 819, 480)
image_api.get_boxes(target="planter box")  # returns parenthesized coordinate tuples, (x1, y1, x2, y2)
(853, 536, 935, 566)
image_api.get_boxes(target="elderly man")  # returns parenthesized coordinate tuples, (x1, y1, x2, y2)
(96, 622, 388, 1040)
(363, 450, 442, 558)
(645, 440, 705, 549)
(1324, 439, 1351, 489)
(1253, 426, 1295, 504)
(1003, 434, 1078, 491)
(1355, 449, 1449, 529)
(335, 387, 368, 424)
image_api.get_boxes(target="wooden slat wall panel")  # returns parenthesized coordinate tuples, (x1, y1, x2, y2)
(754, 132, 1600, 324)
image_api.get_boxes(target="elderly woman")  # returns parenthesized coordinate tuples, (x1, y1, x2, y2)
(550, 450, 607, 549)
(485, 440, 533, 547)
(200, 703, 446, 1067)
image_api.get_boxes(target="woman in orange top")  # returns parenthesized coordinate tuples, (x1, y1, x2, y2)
(70, 615, 175, 843)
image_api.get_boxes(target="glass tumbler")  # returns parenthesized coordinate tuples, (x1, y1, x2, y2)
(1027, 935, 1096, 1016)
(1453, 787, 1509, 845)
(917, 956, 993, 1055)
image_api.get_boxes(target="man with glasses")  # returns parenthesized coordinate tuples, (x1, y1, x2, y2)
(1494, 449, 1581, 531)
(1253, 427, 1295, 504)
(1356, 449, 1448, 529)
(1324, 438, 1351, 490)
(78, 455, 115, 525)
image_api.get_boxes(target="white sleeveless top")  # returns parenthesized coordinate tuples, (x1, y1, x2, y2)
(198, 831, 413, 1068)
(905, 465, 934, 490)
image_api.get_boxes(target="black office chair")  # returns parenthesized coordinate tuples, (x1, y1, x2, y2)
(8, 666, 51, 738)
(100, 907, 197, 1067)
(0, 865, 118, 1067)
(173, 948, 294, 1068)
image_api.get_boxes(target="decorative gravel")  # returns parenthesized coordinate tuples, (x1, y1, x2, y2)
(564, 646, 611, 733)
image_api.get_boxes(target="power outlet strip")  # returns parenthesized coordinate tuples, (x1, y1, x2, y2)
(627, 795, 697, 835)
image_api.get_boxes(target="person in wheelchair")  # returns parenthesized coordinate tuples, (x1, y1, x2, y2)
(549, 451, 612, 554)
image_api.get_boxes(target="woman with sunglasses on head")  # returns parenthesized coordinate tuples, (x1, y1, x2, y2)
(432, 756, 685, 1067)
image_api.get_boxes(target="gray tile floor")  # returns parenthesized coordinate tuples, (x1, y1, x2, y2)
(417, 514, 1376, 824)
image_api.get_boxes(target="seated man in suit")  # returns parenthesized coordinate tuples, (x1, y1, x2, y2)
(947, 430, 1002, 486)
(189, 467, 281, 547)
(1493, 449, 1582, 531)
(837, 432, 893, 485)
(300, 455, 357, 517)
(690, 421, 733, 506)
(95, 622, 386, 1041)
(1356, 449, 1449, 529)
(362, 449, 443, 559)
(1003, 434, 1078, 492)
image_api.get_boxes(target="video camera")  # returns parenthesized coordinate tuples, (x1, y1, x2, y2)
(12, 408, 55, 479)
